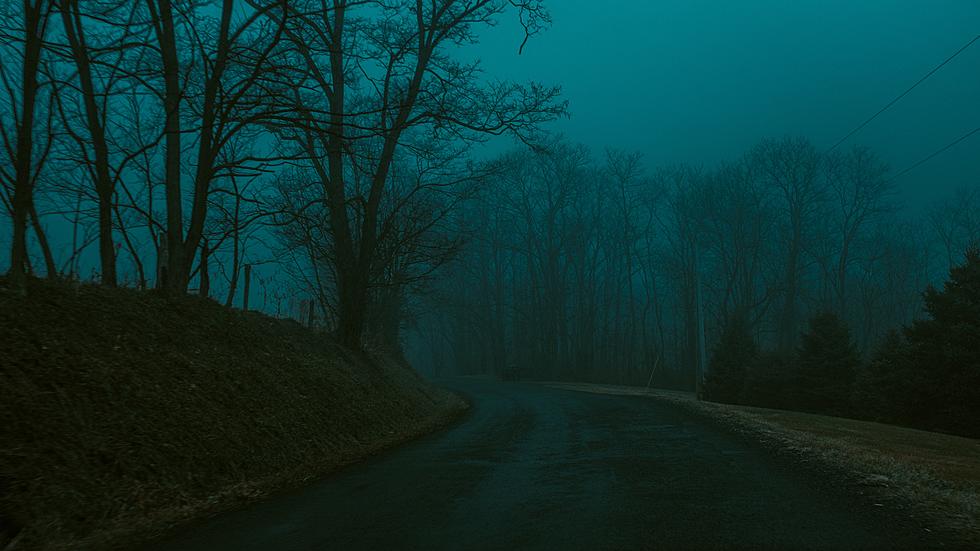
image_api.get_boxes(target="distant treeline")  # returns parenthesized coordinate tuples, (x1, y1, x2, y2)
(705, 249, 980, 438)
(417, 137, 979, 396)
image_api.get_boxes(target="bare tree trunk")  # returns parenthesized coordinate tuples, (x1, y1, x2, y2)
(243, 263, 252, 311)
(179, 0, 233, 289)
(146, 0, 185, 293)
(28, 202, 56, 277)
(7, 0, 50, 289)
(115, 203, 145, 288)
(224, 189, 242, 307)
(199, 238, 210, 298)
(60, 0, 117, 285)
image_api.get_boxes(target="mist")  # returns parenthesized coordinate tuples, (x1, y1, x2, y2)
(469, 0, 980, 205)
(2, 1, 979, 549)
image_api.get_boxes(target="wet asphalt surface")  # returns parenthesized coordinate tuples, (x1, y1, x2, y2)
(146, 380, 932, 550)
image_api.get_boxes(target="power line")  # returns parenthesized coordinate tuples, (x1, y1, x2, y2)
(889, 125, 980, 182)
(827, 34, 980, 152)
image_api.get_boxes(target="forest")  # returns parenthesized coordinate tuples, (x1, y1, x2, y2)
(2, 0, 979, 437)
(3, 2, 980, 550)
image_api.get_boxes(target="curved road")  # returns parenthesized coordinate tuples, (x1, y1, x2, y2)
(148, 380, 930, 550)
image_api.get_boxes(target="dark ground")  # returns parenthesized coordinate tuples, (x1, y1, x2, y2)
(0, 278, 462, 550)
(146, 380, 934, 551)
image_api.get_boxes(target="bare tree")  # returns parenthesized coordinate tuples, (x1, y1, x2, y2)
(52, 0, 143, 286)
(276, 0, 564, 347)
(749, 137, 822, 353)
(0, 0, 56, 287)
(142, 0, 288, 293)
(929, 184, 980, 272)
(824, 146, 893, 313)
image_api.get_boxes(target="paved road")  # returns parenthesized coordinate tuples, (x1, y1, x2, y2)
(147, 380, 930, 550)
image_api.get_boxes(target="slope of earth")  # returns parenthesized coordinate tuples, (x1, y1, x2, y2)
(0, 277, 466, 551)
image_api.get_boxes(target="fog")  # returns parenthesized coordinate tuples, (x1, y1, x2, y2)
(467, 0, 980, 204)
(1, 0, 978, 418)
(3, 2, 980, 548)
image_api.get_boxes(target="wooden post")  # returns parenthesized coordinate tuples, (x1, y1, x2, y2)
(243, 264, 252, 311)
(199, 238, 210, 298)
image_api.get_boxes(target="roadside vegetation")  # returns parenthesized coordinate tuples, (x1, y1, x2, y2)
(0, 278, 466, 551)
(704, 248, 980, 438)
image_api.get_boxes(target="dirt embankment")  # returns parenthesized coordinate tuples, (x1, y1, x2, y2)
(0, 278, 466, 551)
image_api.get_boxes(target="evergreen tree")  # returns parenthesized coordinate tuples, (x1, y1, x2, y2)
(904, 247, 980, 436)
(704, 313, 758, 404)
(852, 330, 917, 423)
(742, 352, 794, 410)
(795, 312, 860, 415)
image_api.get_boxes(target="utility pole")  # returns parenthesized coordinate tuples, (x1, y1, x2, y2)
(694, 246, 706, 400)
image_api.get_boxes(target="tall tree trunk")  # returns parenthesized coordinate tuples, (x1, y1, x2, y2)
(336, 267, 367, 347)
(29, 202, 56, 277)
(7, 0, 49, 289)
(61, 0, 117, 285)
(224, 191, 242, 307)
(147, 0, 185, 293)
(180, 0, 233, 288)
(199, 239, 210, 297)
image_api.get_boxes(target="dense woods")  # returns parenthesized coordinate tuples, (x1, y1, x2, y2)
(1, 2, 978, 434)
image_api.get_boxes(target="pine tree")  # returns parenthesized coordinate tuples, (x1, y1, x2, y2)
(742, 352, 793, 410)
(852, 330, 917, 423)
(904, 247, 980, 436)
(704, 313, 758, 404)
(795, 312, 860, 416)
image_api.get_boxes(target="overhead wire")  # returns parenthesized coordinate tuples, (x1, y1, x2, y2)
(827, 34, 980, 152)
(889, 126, 980, 182)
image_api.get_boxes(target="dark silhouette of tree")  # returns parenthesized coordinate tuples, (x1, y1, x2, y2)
(852, 330, 916, 423)
(703, 312, 757, 404)
(749, 137, 822, 354)
(274, 0, 565, 348)
(795, 312, 860, 415)
(904, 247, 980, 436)
(54, 0, 124, 286)
(1, 0, 57, 288)
(741, 352, 794, 410)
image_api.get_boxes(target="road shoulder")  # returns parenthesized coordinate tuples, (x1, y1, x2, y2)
(545, 382, 980, 548)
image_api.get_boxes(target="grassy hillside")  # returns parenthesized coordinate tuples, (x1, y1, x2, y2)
(0, 278, 466, 551)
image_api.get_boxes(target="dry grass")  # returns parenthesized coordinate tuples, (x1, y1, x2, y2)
(547, 382, 980, 547)
(0, 278, 466, 551)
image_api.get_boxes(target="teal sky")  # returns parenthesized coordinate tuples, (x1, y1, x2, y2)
(468, 0, 980, 205)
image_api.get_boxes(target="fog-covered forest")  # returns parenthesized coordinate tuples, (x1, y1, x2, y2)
(2, 1, 979, 427)
(424, 138, 976, 381)
(4, 1, 980, 550)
